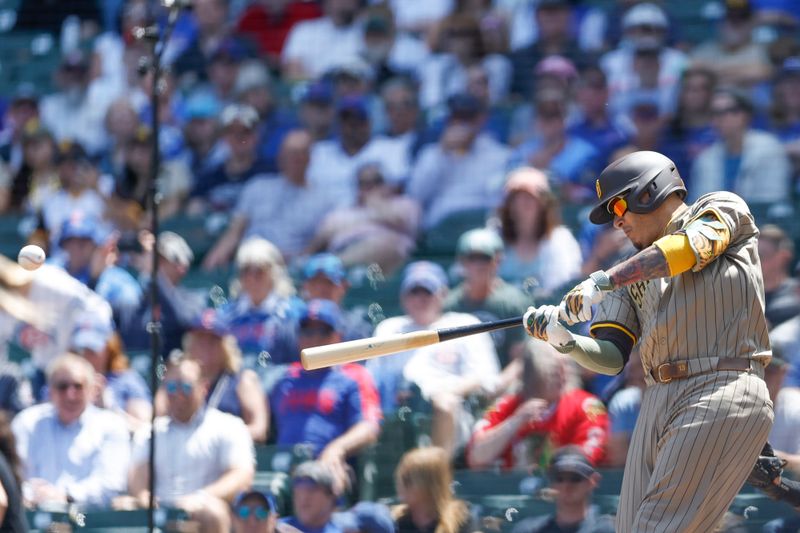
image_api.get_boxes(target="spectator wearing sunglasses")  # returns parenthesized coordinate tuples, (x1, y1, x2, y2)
(232, 489, 291, 533)
(511, 447, 614, 533)
(127, 356, 254, 532)
(11, 353, 130, 508)
(270, 300, 381, 495)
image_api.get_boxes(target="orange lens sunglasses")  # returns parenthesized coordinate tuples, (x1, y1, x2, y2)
(607, 196, 628, 218)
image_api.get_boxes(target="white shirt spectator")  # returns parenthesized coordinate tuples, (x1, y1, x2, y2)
(12, 403, 130, 507)
(307, 136, 410, 203)
(402, 312, 501, 399)
(770, 387, 800, 455)
(40, 85, 118, 156)
(386, 33, 431, 78)
(41, 189, 106, 247)
(131, 407, 254, 506)
(235, 176, 343, 258)
(0, 264, 113, 370)
(690, 130, 791, 204)
(282, 17, 363, 79)
(408, 133, 510, 229)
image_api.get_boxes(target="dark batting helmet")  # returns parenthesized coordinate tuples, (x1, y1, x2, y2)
(589, 151, 686, 224)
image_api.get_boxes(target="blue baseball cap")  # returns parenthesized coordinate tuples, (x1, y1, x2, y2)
(59, 212, 100, 245)
(72, 311, 114, 353)
(333, 502, 395, 533)
(548, 447, 595, 480)
(303, 254, 346, 284)
(337, 95, 369, 119)
(300, 299, 342, 331)
(302, 81, 334, 105)
(400, 261, 449, 295)
(233, 489, 278, 514)
(184, 90, 221, 120)
(190, 308, 229, 337)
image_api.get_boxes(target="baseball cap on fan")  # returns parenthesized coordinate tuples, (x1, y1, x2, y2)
(300, 299, 343, 332)
(157, 231, 194, 267)
(456, 228, 504, 258)
(547, 446, 596, 480)
(622, 2, 669, 30)
(400, 261, 449, 295)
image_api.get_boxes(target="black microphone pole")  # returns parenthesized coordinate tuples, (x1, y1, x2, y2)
(136, 2, 187, 531)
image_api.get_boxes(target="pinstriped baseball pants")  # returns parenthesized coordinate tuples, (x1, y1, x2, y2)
(616, 370, 773, 533)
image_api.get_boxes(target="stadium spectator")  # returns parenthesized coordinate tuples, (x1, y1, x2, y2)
(282, 0, 364, 81)
(189, 104, 273, 214)
(419, 13, 511, 111)
(388, 0, 453, 37)
(512, 447, 615, 533)
(100, 99, 141, 176)
(508, 88, 598, 203)
(233, 488, 292, 533)
(509, 0, 581, 100)
(38, 141, 106, 250)
(495, 167, 582, 297)
(460, 63, 512, 143)
(770, 314, 800, 390)
(54, 213, 142, 318)
(181, 309, 269, 443)
(445, 229, 530, 368)
(203, 129, 339, 268)
(392, 447, 474, 533)
(0, 411, 27, 532)
(120, 231, 205, 357)
(298, 82, 337, 143)
(172, 0, 238, 81)
(270, 300, 381, 492)
(182, 89, 226, 178)
(283, 461, 342, 533)
(408, 93, 510, 230)
(759, 225, 800, 327)
(568, 65, 631, 169)
(299, 254, 373, 342)
(768, 58, 800, 140)
(360, 6, 430, 88)
(691, 0, 771, 88)
(380, 77, 428, 162)
(376, 261, 502, 455)
(611, 93, 669, 159)
(12, 354, 130, 508)
(235, 0, 322, 68)
(600, 3, 687, 119)
(467, 344, 608, 469)
(663, 67, 718, 175)
(71, 315, 151, 432)
(0, 83, 40, 174)
(39, 51, 113, 156)
(306, 95, 409, 203)
(6, 120, 58, 214)
(107, 126, 191, 229)
(692, 87, 791, 203)
(605, 349, 645, 468)
(333, 501, 395, 533)
(306, 163, 420, 274)
(128, 355, 254, 531)
(764, 352, 800, 474)
(218, 238, 301, 367)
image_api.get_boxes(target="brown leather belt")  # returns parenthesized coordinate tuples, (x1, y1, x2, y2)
(650, 357, 756, 384)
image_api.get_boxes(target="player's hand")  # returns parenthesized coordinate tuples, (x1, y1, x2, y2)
(560, 278, 605, 325)
(523, 305, 576, 352)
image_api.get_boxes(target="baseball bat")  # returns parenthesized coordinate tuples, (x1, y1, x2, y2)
(300, 315, 523, 370)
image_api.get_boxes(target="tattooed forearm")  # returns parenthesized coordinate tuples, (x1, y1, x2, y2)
(606, 245, 671, 288)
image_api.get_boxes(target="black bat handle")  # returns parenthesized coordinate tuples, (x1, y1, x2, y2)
(437, 315, 523, 342)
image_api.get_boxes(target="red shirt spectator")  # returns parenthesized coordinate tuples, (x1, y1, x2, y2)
(470, 388, 608, 469)
(235, 1, 322, 64)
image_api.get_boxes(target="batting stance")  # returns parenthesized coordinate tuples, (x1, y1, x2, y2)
(524, 151, 799, 532)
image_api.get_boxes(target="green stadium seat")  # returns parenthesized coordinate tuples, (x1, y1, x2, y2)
(419, 209, 489, 256)
(255, 444, 315, 473)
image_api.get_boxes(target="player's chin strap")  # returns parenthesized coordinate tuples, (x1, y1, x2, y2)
(747, 442, 800, 509)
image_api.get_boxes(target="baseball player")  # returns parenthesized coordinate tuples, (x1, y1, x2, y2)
(523, 151, 800, 531)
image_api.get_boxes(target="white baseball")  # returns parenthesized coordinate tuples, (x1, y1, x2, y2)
(18, 245, 46, 271)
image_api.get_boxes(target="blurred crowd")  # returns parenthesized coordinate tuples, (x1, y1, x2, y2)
(0, 0, 800, 531)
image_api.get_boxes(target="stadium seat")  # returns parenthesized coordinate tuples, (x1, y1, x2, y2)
(419, 209, 489, 256)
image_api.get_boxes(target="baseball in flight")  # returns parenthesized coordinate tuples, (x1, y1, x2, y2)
(17, 245, 45, 271)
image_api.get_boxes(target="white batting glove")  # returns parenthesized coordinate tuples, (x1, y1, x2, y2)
(559, 271, 613, 325)
(523, 305, 576, 353)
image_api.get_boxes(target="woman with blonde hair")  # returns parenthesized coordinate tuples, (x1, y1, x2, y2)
(219, 237, 302, 366)
(495, 167, 582, 298)
(181, 309, 269, 443)
(393, 447, 474, 533)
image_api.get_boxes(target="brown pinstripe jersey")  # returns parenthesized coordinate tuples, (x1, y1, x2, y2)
(590, 191, 771, 376)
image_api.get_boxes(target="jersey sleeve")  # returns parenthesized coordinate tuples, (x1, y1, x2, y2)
(590, 287, 640, 347)
(341, 365, 382, 427)
(565, 393, 609, 465)
(472, 394, 522, 436)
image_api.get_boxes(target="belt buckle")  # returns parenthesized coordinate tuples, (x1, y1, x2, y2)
(656, 363, 672, 384)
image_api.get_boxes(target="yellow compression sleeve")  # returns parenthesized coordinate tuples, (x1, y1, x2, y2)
(653, 234, 697, 277)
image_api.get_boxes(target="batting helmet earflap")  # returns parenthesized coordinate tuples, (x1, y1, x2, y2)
(589, 151, 686, 225)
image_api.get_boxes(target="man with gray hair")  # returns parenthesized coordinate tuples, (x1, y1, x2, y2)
(11, 353, 130, 508)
